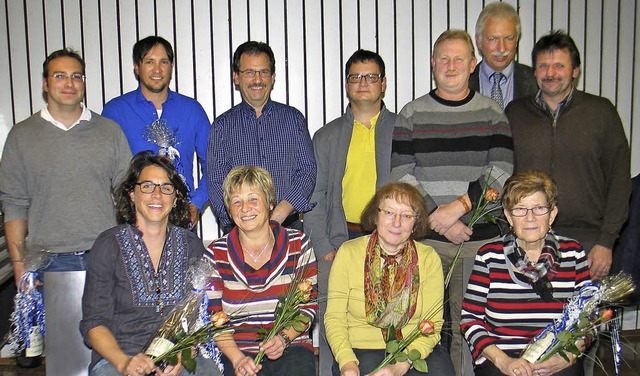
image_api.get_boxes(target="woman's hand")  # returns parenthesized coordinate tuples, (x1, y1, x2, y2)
(259, 334, 287, 360)
(340, 361, 360, 376)
(233, 355, 261, 376)
(156, 362, 184, 376)
(368, 361, 411, 376)
(121, 353, 156, 376)
(531, 353, 576, 376)
(492, 354, 534, 376)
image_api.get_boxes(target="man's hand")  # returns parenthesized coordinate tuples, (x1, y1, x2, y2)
(588, 244, 612, 280)
(322, 250, 337, 261)
(188, 204, 199, 227)
(428, 198, 468, 235)
(270, 201, 294, 224)
(442, 221, 472, 244)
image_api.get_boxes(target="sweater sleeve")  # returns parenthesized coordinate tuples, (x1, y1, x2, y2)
(0, 126, 30, 221)
(460, 245, 500, 361)
(325, 240, 359, 369)
(596, 101, 631, 248)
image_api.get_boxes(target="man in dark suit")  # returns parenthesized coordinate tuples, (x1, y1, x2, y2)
(469, 2, 537, 108)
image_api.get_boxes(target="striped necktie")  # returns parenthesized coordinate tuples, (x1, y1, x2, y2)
(491, 72, 505, 108)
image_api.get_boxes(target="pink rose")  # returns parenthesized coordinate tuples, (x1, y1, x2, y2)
(418, 319, 435, 335)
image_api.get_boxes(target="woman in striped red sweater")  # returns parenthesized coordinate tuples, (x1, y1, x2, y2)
(206, 166, 317, 376)
(461, 171, 590, 376)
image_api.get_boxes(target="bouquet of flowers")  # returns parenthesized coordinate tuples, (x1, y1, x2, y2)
(253, 278, 315, 365)
(7, 245, 48, 357)
(444, 173, 502, 288)
(368, 303, 443, 374)
(144, 258, 229, 373)
(521, 273, 635, 364)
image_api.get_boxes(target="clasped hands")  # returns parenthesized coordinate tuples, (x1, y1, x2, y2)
(428, 201, 472, 244)
(233, 335, 288, 376)
(496, 353, 577, 376)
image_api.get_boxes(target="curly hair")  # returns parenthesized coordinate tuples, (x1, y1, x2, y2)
(222, 166, 277, 213)
(360, 182, 430, 239)
(502, 170, 558, 211)
(115, 152, 190, 228)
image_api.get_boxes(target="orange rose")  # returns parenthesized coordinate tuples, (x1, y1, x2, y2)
(418, 319, 435, 335)
(210, 311, 229, 328)
(298, 279, 313, 301)
(600, 308, 614, 322)
(484, 188, 500, 202)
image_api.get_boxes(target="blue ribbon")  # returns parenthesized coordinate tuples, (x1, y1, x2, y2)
(9, 271, 45, 351)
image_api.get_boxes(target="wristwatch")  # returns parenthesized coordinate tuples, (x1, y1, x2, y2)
(277, 331, 291, 348)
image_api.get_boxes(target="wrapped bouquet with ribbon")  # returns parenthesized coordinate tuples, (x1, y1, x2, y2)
(7, 246, 48, 358)
(145, 258, 229, 373)
(521, 273, 635, 364)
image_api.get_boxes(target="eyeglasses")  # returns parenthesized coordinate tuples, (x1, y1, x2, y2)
(238, 69, 272, 78)
(347, 73, 382, 84)
(378, 208, 417, 222)
(135, 182, 176, 195)
(50, 73, 86, 82)
(509, 206, 551, 217)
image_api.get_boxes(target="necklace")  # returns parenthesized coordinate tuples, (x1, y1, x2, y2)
(241, 233, 273, 263)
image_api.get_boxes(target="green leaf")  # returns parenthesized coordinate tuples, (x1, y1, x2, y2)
(386, 326, 397, 343)
(413, 359, 428, 372)
(292, 321, 304, 332)
(182, 356, 197, 373)
(396, 352, 408, 362)
(169, 353, 179, 365)
(298, 314, 311, 323)
(386, 341, 399, 353)
(565, 343, 581, 355)
(408, 349, 421, 361)
(556, 331, 571, 342)
(557, 350, 570, 362)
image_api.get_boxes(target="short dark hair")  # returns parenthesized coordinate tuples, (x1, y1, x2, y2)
(115, 152, 190, 228)
(532, 30, 581, 69)
(361, 182, 430, 239)
(43, 48, 85, 78)
(133, 36, 175, 66)
(345, 49, 386, 78)
(232, 41, 275, 73)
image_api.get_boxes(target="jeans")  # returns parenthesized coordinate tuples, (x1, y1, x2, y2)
(41, 251, 89, 272)
(220, 345, 315, 376)
(90, 354, 223, 376)
(331, 344, 455, 375)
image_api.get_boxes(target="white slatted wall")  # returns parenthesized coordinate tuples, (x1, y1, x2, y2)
(1, 0, 639, 324)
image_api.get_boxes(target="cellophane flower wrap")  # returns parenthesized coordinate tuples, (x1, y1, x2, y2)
(253, 272, 315, 366)
(444, 169, 503, 288)
(521, 273, 635, 364)
(145, 257, 229, 373)
(7, 246, 48, 356)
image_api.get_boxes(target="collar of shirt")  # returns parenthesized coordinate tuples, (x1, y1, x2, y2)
(239, 98, 274, 118)
(479, 60, 515, 104)
(353, 111, 380, 130)
(535, 86, 575, 119)
(135, 86, 176, 105)
(40, 102, 92, 131)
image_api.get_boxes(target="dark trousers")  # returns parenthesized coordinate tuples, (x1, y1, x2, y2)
(220, 345, 315, 376)
(331, 344, 455, 375)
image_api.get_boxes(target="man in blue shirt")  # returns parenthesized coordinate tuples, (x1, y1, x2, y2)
(207, 41, 316, 232)
(103, 36, 210, 226)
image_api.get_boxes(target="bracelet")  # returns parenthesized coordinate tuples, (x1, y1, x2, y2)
(457, 196, 471, 213)
(277, 331, 291, 349)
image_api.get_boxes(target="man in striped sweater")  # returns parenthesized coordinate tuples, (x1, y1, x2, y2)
(391, 29, 514, 375)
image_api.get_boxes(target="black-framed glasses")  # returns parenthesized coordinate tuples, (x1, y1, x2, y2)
(135, 181, 175, 195)
(50, 72, 86, 82)
(377, 208, 417, 222)
(347, 73, 382, 84)
(238, 69, 272, 78)
(509, 205, 551, 217)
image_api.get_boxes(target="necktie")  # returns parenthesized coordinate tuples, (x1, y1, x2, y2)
(491, 72, 505, 109)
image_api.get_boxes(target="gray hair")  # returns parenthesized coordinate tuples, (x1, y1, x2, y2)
(475, 2, 521, 43)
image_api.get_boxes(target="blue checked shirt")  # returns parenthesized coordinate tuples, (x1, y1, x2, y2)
(207, 100, 316, 226)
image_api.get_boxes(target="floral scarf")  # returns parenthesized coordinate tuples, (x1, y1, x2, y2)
(364, 231, 419, 340)
(504, 230, 560, 302)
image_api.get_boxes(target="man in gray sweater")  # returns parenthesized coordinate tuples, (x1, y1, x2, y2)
(0, 48, 131, 370)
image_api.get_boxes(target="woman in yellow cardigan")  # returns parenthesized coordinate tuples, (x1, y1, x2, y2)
(325, 182, 454, 376)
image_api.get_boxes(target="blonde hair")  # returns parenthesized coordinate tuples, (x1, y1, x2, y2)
(222, 166, 277, 212)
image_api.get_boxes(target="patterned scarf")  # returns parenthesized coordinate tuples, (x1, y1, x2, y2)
(364, 231, 419, 341)
(504, 230, 560, 302)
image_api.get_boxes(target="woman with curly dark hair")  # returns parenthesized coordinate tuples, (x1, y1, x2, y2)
(80, 152, 222, 376)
